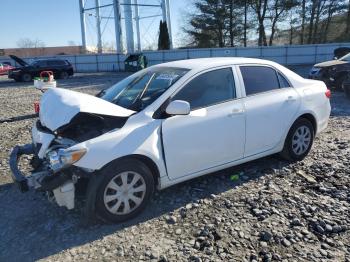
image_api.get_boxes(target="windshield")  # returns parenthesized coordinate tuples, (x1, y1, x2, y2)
(339, 53, 350, 61)
(99, 67, 189, 111)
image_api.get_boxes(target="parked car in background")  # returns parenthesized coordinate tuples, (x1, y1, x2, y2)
(8, 55, 74, 82)
(1, 61, 13, 66)
(333, 47, 350, 59)
(10, 58, 331, 223)
(0, 62, 14, 75)
(342, 74, 350, 99)
(309, 53, 350, 90)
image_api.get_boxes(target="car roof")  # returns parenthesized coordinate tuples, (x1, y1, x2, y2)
(154, 57, 277, 70)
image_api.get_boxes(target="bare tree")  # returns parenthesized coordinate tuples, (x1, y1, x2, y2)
(67, 40, 77, 46)
(346, 1, 350, 34)
(300, 0, 306, 44)
(244, 0, 248, 46)
(250, 0, 269, 46)
(17, 38, 45, 48)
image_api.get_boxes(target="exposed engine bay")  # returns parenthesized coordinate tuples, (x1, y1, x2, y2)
(55, 112, 128, 142)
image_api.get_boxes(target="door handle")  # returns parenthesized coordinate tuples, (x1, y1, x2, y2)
(228, 108, 244, 117)
(286, 96, 297, 102)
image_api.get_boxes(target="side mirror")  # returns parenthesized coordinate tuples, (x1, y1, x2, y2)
(165, 100, 190, 116)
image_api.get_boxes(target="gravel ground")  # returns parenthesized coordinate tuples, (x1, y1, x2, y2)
(0, 73, 349, 262)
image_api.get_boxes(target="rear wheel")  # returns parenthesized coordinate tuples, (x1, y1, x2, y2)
(345, 85, 350, 99)
(334, 75, 346, 91)
(280, 118, 314, 161)
(343, 79, 350, 99)
(94, 159, 154, 223)
(22, 73, 32, 82)
(59, 71, 69, 79)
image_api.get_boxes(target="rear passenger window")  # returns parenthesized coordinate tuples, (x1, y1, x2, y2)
(47, 60, 65, 66)
(240, 66, 280, 96)
(277, 72, 291, 88)
(173, 68, 235, 110)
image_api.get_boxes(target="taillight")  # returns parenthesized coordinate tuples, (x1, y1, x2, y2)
(34, 101, 40, 113)
(325, 89, 331, 98)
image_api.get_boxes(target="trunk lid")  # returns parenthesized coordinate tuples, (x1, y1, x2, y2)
(39, 88, 135, 131)
(9, 55, 29, 67)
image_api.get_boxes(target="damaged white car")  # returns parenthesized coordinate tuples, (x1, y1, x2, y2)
(10, 58, 331, 223)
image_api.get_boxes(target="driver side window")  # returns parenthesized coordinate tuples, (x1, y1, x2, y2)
(172, 68, 236, 110)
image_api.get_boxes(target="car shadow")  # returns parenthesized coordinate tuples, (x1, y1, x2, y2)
(0, 155, 291, 261)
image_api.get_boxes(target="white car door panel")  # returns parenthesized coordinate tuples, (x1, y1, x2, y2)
(239, 65, 301, 156)
(161, 67, 245, 180)
(162, 100, 245, 180)
(243, 89, 300, 156)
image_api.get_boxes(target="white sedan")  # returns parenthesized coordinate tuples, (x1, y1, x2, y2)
(10, 58, 331, 223)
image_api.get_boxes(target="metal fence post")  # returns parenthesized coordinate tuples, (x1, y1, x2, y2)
(314, 45, 318, 64)
(74, 55, 77, 73)
(96, 55, 99, 72)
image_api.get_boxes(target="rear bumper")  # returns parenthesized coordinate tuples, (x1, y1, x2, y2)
(9, 144, 34, 192)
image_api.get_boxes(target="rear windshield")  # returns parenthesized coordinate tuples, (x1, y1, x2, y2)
(99, 67, 189, 111)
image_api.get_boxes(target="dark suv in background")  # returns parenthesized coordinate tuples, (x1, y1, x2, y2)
(8, 55, 74, 82)
(309, 49, 350, 90)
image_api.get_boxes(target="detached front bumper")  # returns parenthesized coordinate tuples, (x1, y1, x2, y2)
(9, 144, 35, 192)
(9, 143, 73, 193)
(9, 143, 78, 209)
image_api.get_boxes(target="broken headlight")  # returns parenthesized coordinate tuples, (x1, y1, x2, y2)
(47, 148, 87, 172)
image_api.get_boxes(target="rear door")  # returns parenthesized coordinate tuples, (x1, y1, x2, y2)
(161, 67, 245, 180)
(238, 65, 300, 157)
(47, 60, 63, 76)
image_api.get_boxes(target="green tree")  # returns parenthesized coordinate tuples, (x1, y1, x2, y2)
(158, 21, 170, 50)
(185, 0, 245, 48)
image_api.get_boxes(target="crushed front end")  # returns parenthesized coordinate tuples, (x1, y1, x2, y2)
(9, 87, 133, 210)
(9, 120, 89, 210)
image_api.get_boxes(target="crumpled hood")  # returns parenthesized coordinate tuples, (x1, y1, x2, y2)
(39, 88, 135, 131)
(314, 60, 348, 68)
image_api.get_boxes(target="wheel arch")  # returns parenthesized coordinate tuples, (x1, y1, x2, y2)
(297, 113, 317, 135)
(281, 111, 317, 150)
(101, 154, 161, 188)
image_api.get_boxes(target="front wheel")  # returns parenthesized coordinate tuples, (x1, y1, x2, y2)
(94, 159, 155, 223)
(280, 118, 314, 161)
(21, 73, 32, 82)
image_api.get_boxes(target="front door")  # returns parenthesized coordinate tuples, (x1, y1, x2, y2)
(161, 67, 245, 180)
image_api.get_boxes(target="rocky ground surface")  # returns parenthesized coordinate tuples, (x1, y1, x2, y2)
(0, 73, 349, 262)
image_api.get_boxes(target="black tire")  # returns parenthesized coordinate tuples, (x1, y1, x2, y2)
(280, 118, 314, 161)
(21, 73, 32, 82)
(94, 158, 155, 223)
(334, 75, 346, 91)
(59, 71, 69, 79)
(344, 84, 350, 99)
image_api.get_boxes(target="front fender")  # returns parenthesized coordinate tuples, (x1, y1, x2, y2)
(70, 119, 167, 177)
